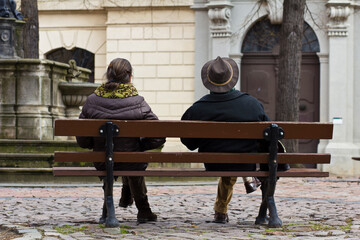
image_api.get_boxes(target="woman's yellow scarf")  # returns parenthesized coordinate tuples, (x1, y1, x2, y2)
(94, 83, 138, 99)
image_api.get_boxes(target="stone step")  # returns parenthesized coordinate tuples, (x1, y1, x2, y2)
(0, 167, 52, 173)
(0, 139, 82, 153)
(0, 153, 53, 160)
(0, 152, 54, 168)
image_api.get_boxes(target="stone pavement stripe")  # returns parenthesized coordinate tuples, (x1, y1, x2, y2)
(0, 177, 359, 239)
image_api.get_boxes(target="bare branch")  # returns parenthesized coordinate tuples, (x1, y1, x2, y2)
(231, 0, 265, 40)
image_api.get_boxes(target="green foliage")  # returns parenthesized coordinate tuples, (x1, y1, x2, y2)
(120, 228, 130, 234)
(309, 222, 351, 231)
(120, 224, 131, 229)
(55, 225, 88, 234)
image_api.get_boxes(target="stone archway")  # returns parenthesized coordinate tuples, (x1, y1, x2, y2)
(241, 18, 320, 155)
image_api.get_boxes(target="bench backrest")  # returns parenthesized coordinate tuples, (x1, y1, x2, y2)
(53, 119, 333, 178)
(55, 119, 333, 139)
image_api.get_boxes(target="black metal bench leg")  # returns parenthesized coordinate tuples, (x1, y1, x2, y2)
(261, 124, 283, 228)
(266, 177, 281, 228)
(99, 177, 119, 228)
(255, 178, 269, 225)
(99, 182, 107, 224)
(104, 190, 118, 228)
(100, 122, 120, 228)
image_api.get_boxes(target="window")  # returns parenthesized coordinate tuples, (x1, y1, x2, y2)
(242, 18, 320, 53)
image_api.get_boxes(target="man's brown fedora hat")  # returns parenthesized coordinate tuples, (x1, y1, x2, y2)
(201, 56, 239, 93)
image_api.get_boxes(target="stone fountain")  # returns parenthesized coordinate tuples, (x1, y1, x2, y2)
(0, 7, 99, 180)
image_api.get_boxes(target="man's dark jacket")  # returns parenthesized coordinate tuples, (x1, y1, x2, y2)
(181, 90, 269, 171)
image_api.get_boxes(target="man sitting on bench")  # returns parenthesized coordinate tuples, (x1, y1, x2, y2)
(181, 56, 270, 223)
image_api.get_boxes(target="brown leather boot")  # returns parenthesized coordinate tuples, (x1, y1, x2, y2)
(213, 211, 229, 223)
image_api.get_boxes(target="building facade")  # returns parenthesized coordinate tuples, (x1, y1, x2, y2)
(37, 0, 360, 176)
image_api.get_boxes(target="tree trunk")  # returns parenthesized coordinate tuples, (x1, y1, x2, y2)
(21, 0, 39, 59)
(276, 0, 305, 153)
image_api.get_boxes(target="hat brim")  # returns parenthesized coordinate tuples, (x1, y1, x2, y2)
(201, 57, 239, 93)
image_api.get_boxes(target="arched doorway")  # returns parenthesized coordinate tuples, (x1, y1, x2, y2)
(46, 47, 95, 83)
(241, 18, 320, 154)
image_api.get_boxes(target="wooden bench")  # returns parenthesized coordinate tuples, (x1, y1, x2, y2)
(53, 119, 333, 228)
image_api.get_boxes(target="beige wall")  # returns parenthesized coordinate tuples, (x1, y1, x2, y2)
(38, 0, 195, 152)
(105, 8, 195, 120)
(38, 1, 195, 122)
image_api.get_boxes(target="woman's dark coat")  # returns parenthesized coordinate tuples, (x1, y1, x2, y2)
(181, 90, 269, 171)
(76, 93, 166, 170)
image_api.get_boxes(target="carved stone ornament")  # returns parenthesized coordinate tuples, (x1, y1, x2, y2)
(0, 29, 10, 42)
(208, 7, 232, 37)
(326, 0, 351, 37)
(265, 0, 284, 24)
(206, 1, 234, 38)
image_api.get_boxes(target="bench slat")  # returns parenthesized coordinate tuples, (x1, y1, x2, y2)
(53, 167, 329, 178)
(54, 151, 331, 164)
(54, 119, 333, 139)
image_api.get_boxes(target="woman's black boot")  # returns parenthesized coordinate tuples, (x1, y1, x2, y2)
(119, 185, 133, 208)
(135, 196, 157, 223)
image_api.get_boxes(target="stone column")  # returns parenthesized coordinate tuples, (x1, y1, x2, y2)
(324, 0, 359, 176)
(0, 59, 17, 138)
(229, 53, 242, 90)
(47, 60, 67, 122)
(316, 53, 330, 155)
(206, 0, 233, 58)
(191, 0, 210, 100)
(15, 59, 53, 140)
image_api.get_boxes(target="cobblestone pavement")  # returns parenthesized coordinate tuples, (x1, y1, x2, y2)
(1, 177, 360, 239)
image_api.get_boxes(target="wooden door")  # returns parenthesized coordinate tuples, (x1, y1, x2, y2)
(240, 18, 321, 158)
(241, 53, 320, 154)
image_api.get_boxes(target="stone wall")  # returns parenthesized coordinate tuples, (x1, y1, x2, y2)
(0, 59, 91, 140)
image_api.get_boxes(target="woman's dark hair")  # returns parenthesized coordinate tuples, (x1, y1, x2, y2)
(105, 58, 133, 89)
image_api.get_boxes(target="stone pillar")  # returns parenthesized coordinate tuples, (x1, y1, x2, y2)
(206, 0, 233, 58)
(317, 53, 330, 154)
(324, 0, 359, 176)
(229, 53, 242, 90)
(0, 59, 17, 138)
(48, 60, 67, 121)
(191, 0, 210, 100)
(15, 59, 53, 140)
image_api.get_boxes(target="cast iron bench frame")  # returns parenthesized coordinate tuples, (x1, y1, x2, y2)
(53, 119, 333, 228)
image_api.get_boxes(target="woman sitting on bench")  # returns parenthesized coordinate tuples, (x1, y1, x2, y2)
(76, 58, 165, 223)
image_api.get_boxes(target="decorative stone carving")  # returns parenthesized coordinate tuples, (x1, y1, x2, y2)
(326, 0, 351, 37)
(0, 0, 23, 20)
(66, 59, 82, 81)
(208, 7, 231, 37)
(0, 17, 24, 59)
(58, 82, 98, 118)
(265, 0, 284, 24)
(206, 1, 233, 38)
(0, 29, 9, 42)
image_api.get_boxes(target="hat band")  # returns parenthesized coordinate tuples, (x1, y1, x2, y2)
(206, 61, 234, 86)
